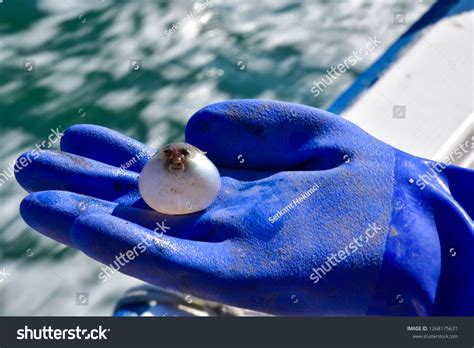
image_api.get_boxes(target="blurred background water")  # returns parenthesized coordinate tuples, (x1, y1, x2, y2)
(0, 0, 430, 315)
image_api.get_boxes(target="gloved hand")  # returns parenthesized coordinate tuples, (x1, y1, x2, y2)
(16, 100, 474, 315)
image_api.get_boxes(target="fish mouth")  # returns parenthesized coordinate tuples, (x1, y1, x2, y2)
(168, 162, 185, 173)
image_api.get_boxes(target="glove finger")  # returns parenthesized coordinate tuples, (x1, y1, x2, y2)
(15, 150, 138, 200)
(71, 213, 236, 298)
(60, 124, 156, 173)
(185, 99, 347, 170)
(20, 191, 115, 247)
(20, 191, 206, 247)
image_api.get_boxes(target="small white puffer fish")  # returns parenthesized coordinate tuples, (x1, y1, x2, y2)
(139, 142, 221, 215)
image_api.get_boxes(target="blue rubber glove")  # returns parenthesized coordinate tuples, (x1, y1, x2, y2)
(16, 100, 474, 315)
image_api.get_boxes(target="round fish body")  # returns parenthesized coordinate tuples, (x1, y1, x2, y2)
(138, 142, 221, 215)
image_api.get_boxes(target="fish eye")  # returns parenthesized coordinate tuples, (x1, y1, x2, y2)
(163, 149, 171, 155)
(181, 147, 191, 156)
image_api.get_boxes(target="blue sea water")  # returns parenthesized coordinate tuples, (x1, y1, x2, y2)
(0, 0, 430, 315)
